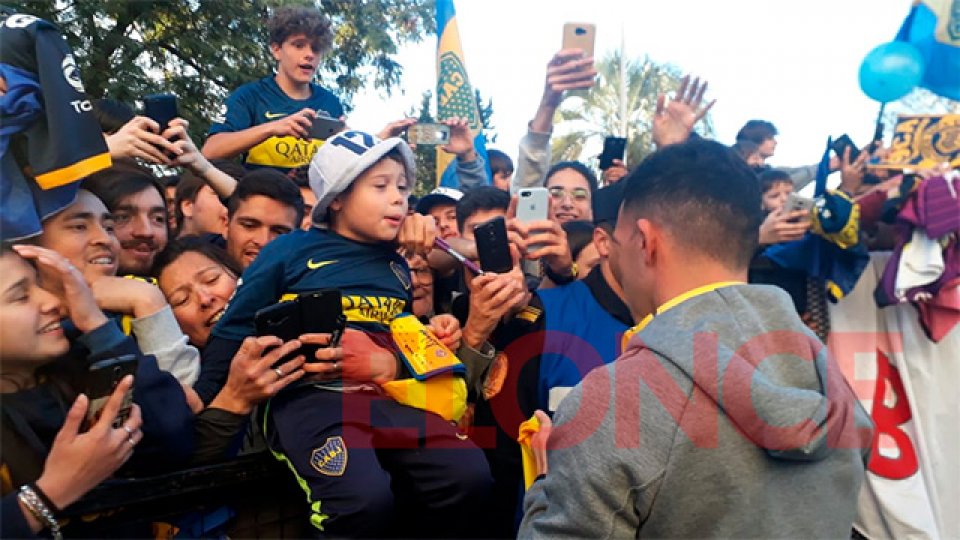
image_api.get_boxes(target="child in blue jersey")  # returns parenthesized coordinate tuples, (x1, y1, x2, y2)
(199, 130, 492, 536)
(201, 6, 344, 172)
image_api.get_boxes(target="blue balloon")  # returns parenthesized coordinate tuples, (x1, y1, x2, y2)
(859, 42, 925, 103)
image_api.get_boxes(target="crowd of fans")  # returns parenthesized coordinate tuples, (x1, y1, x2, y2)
(3, 4, 955, 539)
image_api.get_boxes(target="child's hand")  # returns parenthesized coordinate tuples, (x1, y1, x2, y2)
(428, 314, 462, 351)
(268, 108, 316, 139)
(759, 208, 811, 245)
(398, 213, 438, 256)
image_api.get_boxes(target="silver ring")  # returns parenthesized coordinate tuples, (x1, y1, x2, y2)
(122, 425, 134, 436)
(127, 435, 136, 446)
(274, 367, 284, 378)
(333, 361, 340, 370)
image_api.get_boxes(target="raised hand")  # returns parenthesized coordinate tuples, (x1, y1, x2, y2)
(652, 75, 715, 149)
(12, 245, 108, 333)
(440, 117, 476, 160)
(35, 377, 143, 510)
(759, 208, 812, 245)
(377, 117, 418, 141)
(105, 116, 180, 165)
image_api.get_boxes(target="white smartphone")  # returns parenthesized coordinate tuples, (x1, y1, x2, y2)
(785, 193, 816, 215)
(517, 187, 550, 223)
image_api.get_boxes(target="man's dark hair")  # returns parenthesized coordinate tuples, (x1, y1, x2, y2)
(735, 120, 778, 145)
(227, 169, 305, 225)
(487, 148, 514, 176)
(758, 169, 793, 194)
(546, 161, 599, 193)
(561, 220, 595, 261)
(456, 186, 510, 233)
(82, 160, 167, 218)
(286, 165, 310, 189)
(268, 6, 333, 52)
(621, 139, 762, 270)
(91, 99, 135, 134)
(153, 235, 241, 281)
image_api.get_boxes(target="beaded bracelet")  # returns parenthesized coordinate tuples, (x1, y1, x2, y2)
(29, 482, 62, 515)
(18, 485, 63, 540)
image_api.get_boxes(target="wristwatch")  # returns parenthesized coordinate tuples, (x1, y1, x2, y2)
(543, 261, 578, 285)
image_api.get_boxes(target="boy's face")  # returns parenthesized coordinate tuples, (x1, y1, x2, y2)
(39, 190, 120, 281)
(762, 181, 793, 213)
(181, 185, 227, 237)
(225, 195, 298, 270)
(759, 137, 777, 159)
(428, 203, 459, 240)
(112, 187, 168, 276)
(493, 170, 512, 191)
(270, 33, 322, 87)
(329, 158, 410, 244)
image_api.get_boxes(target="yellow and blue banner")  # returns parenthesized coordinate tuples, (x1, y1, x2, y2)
(435, 0, 491, 188)
(878, 114, 960, 169)
(896, 0, 960, 100)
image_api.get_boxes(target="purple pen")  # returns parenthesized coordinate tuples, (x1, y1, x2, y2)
(434, 237, 484, 275)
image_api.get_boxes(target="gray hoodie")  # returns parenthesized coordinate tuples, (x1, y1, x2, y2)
(520, 284, 873, 539)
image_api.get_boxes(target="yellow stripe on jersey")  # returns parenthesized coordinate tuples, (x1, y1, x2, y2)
(246, 136, 325, 169)
(34, 152, 112, 189)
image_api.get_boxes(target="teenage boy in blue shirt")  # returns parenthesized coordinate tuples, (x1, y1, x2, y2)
(202, 6, 344, 172)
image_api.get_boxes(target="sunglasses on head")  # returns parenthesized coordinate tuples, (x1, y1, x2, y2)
(548, 186, 590, 202)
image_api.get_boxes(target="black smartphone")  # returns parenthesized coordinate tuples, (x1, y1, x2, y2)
(299, 289, 346, 348)
(309, 114, 345, 141)
(255, 289, 345, 364)
(599, 136, 627, 170)
(85, 354, 138, 429)
(831, 134, 860, 163)
(474, 216, 513, 274)
(143, 94, 179, 132)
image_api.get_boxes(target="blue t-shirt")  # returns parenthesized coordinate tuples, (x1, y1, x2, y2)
(208, 76, 344, 171)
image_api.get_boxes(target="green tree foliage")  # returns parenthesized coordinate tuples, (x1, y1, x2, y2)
(5, 0, 435, 142)
(550, 51, 714, 172)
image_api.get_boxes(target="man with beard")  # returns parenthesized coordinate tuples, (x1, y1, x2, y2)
(83, 160, 168, 277)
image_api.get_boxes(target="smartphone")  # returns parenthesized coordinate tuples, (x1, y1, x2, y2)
(309, 114, 345, 141)
(255, 289, 345, 364)
(516, 188, 550, 224)
(85, 354, 138, 429)
(562, 23, 596, 58)
(599, 136, 627, 170)
(143, 94, 179, 131)
(474, 216, 513, 274)
(831, 134, 860, 163)
(785, 193, 816, 216)
(299, 289, 346, 348)
(407, 123, 451, 145)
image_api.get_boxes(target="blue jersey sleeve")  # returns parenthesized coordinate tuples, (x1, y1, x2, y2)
(209, 84, 256, 135)
(211, 237, 289, 342)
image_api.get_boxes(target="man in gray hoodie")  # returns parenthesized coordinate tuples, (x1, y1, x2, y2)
(519, 139, 873, 539)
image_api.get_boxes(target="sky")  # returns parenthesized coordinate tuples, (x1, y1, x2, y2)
(348, 0, 912, 173)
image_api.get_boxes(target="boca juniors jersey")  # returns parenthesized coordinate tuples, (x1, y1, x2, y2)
(212, 227, 412, 343)
(208, 76, 344, 172)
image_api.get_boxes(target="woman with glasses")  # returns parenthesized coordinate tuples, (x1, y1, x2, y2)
(544, 161, 597, 224)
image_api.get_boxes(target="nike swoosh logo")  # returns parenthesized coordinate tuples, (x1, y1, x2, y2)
(307, 259, 338, 270)
(264, 111, 287, 119)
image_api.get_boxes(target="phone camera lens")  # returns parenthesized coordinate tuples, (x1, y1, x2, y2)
(521, 192, 530, 198)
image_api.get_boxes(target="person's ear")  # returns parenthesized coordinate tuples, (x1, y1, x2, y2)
(180, 199, 194, 219)
(635, 218, 658, 266)
(593, 226, 610, 258)
(269, 42, 282, 62)
(328, 197, 343, 214)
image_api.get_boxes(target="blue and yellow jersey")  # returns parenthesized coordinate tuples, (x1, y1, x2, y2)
(208, 76, 344, 172)
(212, 228, 411, 343)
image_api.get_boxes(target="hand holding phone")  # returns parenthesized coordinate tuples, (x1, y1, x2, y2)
(85, 355, 138, 429)
(599, 137, 627, 170)
(406, 123, 451, 146)
(831, 134, 860, 164)
(784, 193, 816, 218)
(143, 94, 179, 133)
(474, 216, 514, 274)
(254, 289, 346, 364)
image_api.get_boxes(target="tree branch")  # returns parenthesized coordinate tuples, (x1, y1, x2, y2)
(156, 42, 228, 91)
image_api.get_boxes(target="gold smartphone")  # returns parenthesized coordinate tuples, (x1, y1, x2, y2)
(562, 22, 596, 58)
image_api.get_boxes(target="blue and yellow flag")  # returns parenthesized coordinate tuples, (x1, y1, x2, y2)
(435, 0, 490, 188)
(896, 0, 960, 100)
